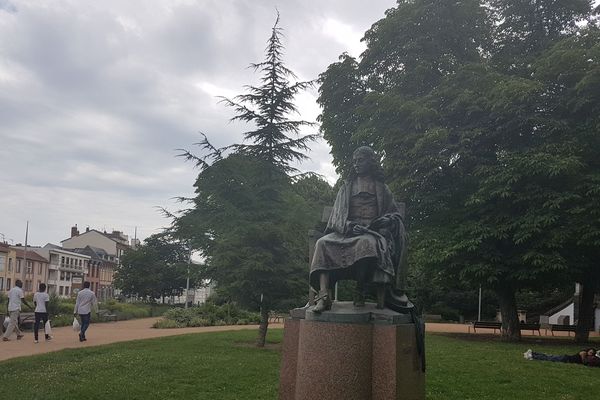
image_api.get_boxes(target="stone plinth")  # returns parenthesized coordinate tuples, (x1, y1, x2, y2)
(279, 302, 425, 400)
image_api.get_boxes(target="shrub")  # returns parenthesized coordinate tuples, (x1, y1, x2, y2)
(156, 303, 260, 328)
(152, 319, 183, 329)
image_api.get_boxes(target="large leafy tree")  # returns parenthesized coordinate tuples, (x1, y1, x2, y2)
(174, 15, 322, 347)
(116, 234, 193, 303)
(318, 0, 600, 341)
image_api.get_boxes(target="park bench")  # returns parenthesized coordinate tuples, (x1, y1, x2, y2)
(546, 324, 593, 336)
(268, 314, 285, 323)
(97, 309, 118, 322)
(468, 321, 503, 334)
(519, 322, 541, 336)
(19, 312, 35, 330)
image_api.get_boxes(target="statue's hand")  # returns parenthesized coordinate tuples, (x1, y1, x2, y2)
(352, 224, 368, 235)
(369, 216, 390, 230)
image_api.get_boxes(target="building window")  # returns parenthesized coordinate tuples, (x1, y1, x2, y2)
(59, 286, 64, 295)
(8, 258, 12, 271)
(60, 271, 65, 280)
(0, 277, 4, 291)
(27, 260, 32, 274)
(0, 253, 5, 272)
(16, 259, 21, 273)
(38, 262, 43, 275)
(61, 256, 65, 265)
(6, 278, 11, 290)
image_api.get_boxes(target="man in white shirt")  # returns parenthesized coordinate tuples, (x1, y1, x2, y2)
(3, 279, 33, 341)
(74, 281, 98, 342)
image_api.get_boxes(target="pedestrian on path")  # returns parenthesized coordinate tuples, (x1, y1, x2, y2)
(74, 282, 98, 342)
(2, 280, 33, 342)
(33, 283, 52, 343)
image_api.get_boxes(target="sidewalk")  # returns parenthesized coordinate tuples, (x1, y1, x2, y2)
(0, 317, 276, 362)
(1, 319, 596, 362)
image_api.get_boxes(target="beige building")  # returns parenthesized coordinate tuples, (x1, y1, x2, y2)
(62, 226, 130, 265)
(13, 247, 50, 295)
(61, 226, 131, 299)
(0, 242, 13, 292)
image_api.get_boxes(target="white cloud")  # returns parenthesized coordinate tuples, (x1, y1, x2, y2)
(0, 0, 396, 245)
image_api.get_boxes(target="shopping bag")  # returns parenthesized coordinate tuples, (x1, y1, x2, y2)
(45, 320, 52, 335)
(72, 317, 80, 331)
(3, 316, 9, 330)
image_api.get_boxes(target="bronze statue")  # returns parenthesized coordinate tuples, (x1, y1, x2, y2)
(310, 146, 408, 313)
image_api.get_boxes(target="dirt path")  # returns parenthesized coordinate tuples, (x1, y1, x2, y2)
(1, 319, 596, 362)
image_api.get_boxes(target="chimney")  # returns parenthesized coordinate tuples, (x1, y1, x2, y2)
(71, 225, 79, 238)
(86, 226, 90, 232)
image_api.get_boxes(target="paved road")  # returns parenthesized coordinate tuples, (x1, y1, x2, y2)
(1, 318, 596, 362)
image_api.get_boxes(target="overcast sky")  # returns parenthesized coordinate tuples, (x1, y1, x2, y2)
(0, 0, 397, 246)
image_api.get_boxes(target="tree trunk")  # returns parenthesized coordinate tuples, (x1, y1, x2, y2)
(575, 282, 596, 343)
(257, 306, 269, 348)
(496, 285, 521, 341)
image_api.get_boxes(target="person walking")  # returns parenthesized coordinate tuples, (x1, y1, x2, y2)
(33, 283, 52, 343)
(2, 279, 33, 341)
(74, 281, 98, 342)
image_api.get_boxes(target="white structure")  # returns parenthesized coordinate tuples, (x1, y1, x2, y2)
(541, 283, 600, 332)
(33, 244, 90, 298)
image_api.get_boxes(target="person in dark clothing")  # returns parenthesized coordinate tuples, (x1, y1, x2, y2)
(524, 348, 600, 366)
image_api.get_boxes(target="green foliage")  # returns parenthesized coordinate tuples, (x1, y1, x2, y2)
(155, 303, 260, 328)
(172, 14, 328, 342)
(219, 13, 318, 173)
(116, 233, 198, 301)
(317, 0, 600, 340)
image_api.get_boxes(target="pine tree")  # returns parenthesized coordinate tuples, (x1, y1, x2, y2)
(174, 14, 319, 347)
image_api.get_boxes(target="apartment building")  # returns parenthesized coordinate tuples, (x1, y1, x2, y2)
(61, 226, 131, 299)
(70, 245, 117, 301)
(13, 247, 50, 295)
(0, 242, 12, 292)
(33, 244, 90, 298)
(62, 226, 130, 265)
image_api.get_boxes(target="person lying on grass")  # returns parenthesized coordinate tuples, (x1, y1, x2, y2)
(524, 348, 600, 367)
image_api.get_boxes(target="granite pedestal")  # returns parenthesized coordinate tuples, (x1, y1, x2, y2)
(278, 302, 425, 400)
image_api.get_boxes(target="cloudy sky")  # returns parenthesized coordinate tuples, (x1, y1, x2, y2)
(0, 0, 397, 246)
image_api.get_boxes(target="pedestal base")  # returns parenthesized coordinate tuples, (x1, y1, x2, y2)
(279, 302, 425, 400)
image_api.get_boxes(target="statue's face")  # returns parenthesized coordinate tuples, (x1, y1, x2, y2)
(353, 151, 372, 176)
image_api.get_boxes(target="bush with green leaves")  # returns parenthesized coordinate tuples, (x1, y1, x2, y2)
(154, 303, 260, 328)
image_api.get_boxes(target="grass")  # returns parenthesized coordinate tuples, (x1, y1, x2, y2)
(1, 330, 599, 399)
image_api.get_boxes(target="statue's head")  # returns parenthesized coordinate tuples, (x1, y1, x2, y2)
(352, 146, 380, 178)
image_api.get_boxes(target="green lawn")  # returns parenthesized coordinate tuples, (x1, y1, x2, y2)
(1, 330, 598, 399)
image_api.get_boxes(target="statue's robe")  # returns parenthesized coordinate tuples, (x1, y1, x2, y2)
(309, 178, 406, 291)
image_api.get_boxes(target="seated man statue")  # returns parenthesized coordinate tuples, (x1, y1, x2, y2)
(310, 146, 408, 313)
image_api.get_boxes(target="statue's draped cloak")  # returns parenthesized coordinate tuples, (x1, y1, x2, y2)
(309, 179, 406, 291)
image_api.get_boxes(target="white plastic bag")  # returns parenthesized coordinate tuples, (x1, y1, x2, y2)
(3, 316, 9, 330)
(45, 320, 52, 335)
(72, 317, 80, 332)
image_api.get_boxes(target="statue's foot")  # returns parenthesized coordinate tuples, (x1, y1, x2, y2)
(313, 291, 331, 313)
(353, 291, 365, 307)
(376, 286, 385, 309)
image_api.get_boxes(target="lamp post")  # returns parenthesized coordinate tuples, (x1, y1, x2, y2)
(478, 285, 482, 322)
(185, 244, 191, 309)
